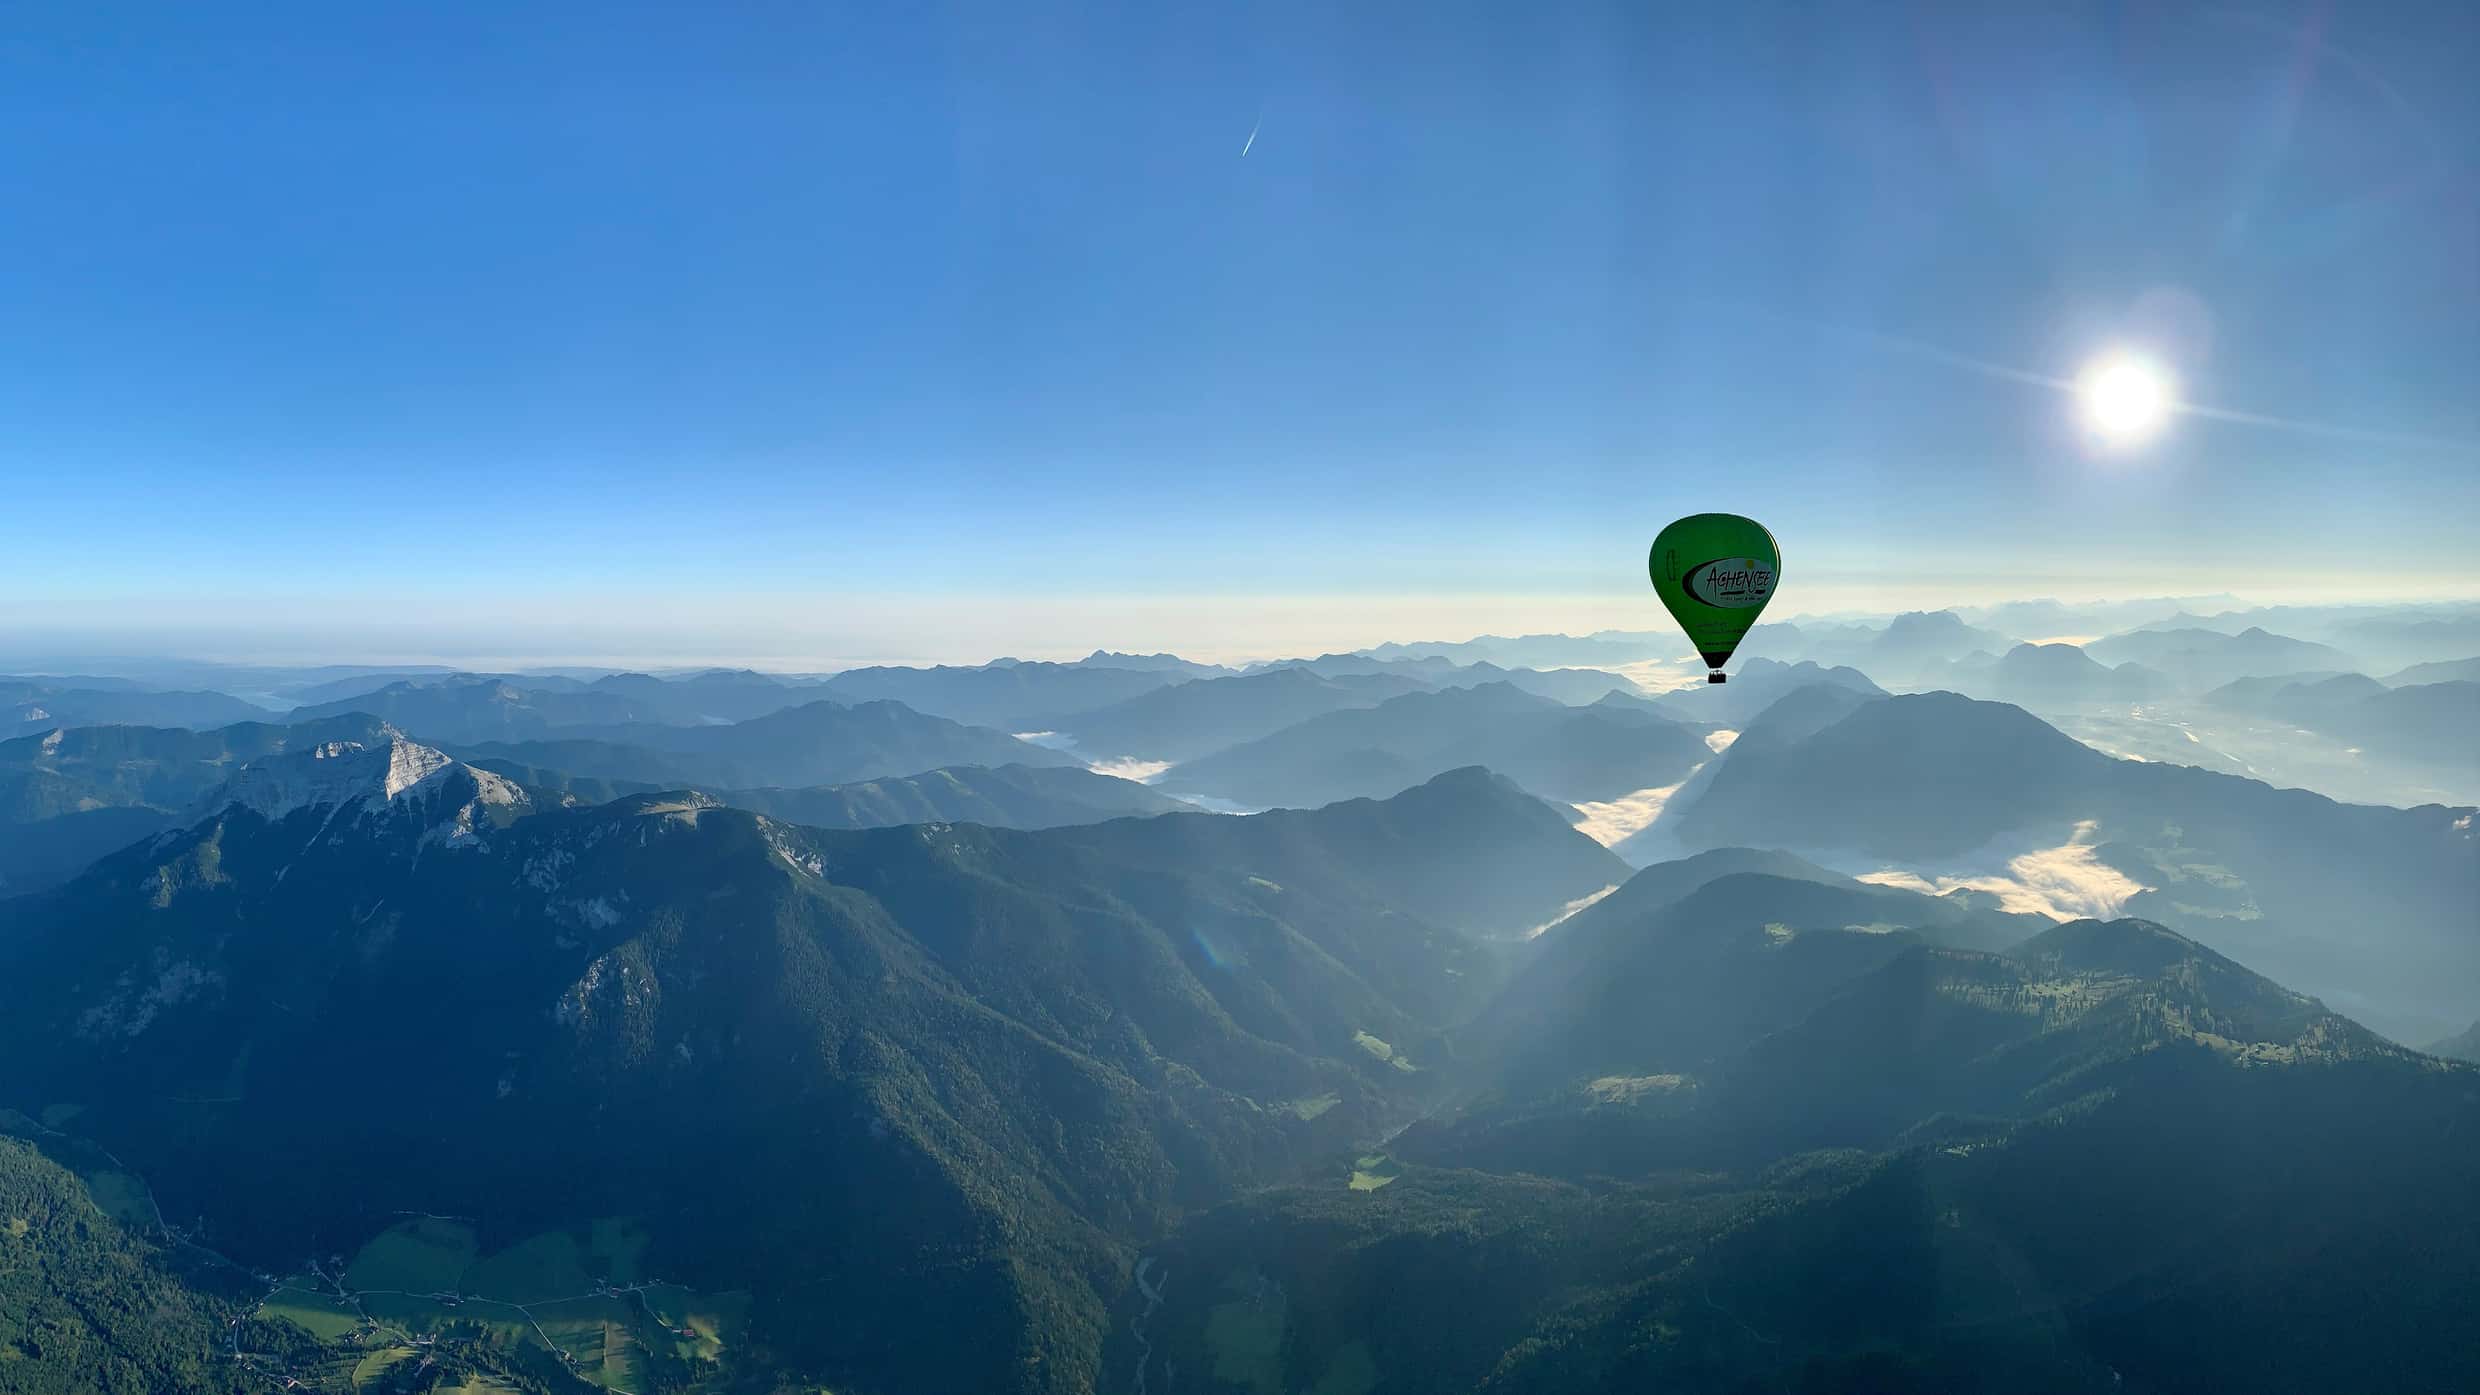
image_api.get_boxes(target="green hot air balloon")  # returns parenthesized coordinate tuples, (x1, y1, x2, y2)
(1648, 513, 1780, 683)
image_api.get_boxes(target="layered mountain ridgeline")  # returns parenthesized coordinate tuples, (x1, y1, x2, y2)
(0, 713, 397, 894)
(289, 669, 849, 740)
(1248, 654, 1638, 706)
(1733, 612, 2019, 685)
(1162, 684, 1716, 810)
(1670, 690, 2479, 1042)
(1130, 879, 2480, 1395)
(0, 712, 397, 809)
(1607, 682, 1885, 866)
(815, 660, 1193, 730)
(3, 677, 272, 738)
(1463, 863, 2052, 1101)
(289, 675, 660, 737)
(553, 653, 1637, 752)
(453, 697, 1079, 789)
(2430, 1020, 2480, 1062)
(1074, 650, 1233, 678)
(2206, 675, 2479, 776)
(720, 764, 1189, 828)
(0, 694, 1078, 820)
(1044, 658, 1648, 770)
(2382, 655, 2480, 685)
(279, 665, 499, 706)
(1359, 631, 1673, 669)
(473, 758, 1195, 830)
(1978, 642, 2168, 709)
(1651, 657, 1884, 726)
(1964, 596, 2213, 637)
(0, 704, 1109, 894)
(1045, 668, 1430, 764)
(2083, 625, 2357, 689)
(2336, 614, 2480, 671)
(1859, 609, 2018, 677)
(0, 747, 1621, 1394)
(2108, 604, 2480, 673)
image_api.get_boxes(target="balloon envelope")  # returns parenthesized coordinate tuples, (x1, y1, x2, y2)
(1648, 513, 1781, 676)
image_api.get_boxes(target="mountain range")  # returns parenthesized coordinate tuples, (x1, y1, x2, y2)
(3, 677, 272, 738)
(1163, 683, 1716, 809)
(1651, 656, 1884, 725)
(456, 697, 1077, 788)
(0, 751, 1619, 1394)
(474, 757, 1194, 830)
(0, 713, 397, 894)
(1131, 868, 2479, 1395)
(1669, 688, 2478, 1042)
(3, 629, 2476, 1394)
(287, 670, 845, 739)
(1043, 667, 1429, 763)
(2382, 655, 2480, 685)
(812, 660, 1188, 730)
(0, 701, 1090, 894)
(1249, 653, 1637, 705)
(2084, 625, 2358, 689)
(1976, 641, 2169, 709)
(1359, 631, 1672, 668)
(2206, 675, 2479, 777)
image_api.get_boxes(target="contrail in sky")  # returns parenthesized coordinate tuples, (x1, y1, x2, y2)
(1241, 117, 1259, 158)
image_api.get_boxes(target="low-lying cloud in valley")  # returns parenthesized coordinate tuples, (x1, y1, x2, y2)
(1858, 819, 2150, 920)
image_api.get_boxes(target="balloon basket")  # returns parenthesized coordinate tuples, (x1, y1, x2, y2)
(1707, 672, 1727, 684)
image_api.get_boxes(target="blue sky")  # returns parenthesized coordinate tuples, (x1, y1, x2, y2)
(2, 1, 2473, 662)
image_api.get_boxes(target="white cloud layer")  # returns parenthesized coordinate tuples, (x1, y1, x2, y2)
(1858, 820, 2148, 920)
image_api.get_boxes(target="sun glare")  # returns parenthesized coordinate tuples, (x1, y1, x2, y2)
(2077, 352, 2175, 447)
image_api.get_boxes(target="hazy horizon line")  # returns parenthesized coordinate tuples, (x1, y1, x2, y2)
(6, 589, 2474, 677)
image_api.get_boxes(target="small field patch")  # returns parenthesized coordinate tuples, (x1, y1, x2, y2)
(1347, 1153, 1400, 1191)
(260, 1285, 362, 1341)
(82, 1170, 152, 1227)
(640, 1284, 749, 1361)
(350, 1344, 418, 1388)
(1286, 1093, 1339, 1121)
(346, 1217, 479, 1293)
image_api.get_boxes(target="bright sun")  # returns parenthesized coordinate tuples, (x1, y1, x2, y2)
(2077, 352, 2175, 446)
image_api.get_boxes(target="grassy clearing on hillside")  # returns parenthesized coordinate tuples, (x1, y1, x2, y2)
(600, 1317, 643, 1390)
(81, 1169, 153, 1227)
(640, 1283, 749, 1360)
(357, 1291, 532, 1346)
(261, 1286, 362, 1340)
(345, 1217, 479, 1292)
(1287, 1093, 1340, 1120)
(351, 1344, 418, 1387)
(533, 1295, 645, 1386)
(1350, 1030, 1419, 1073)
(1347, 1153, 1400, 1191)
